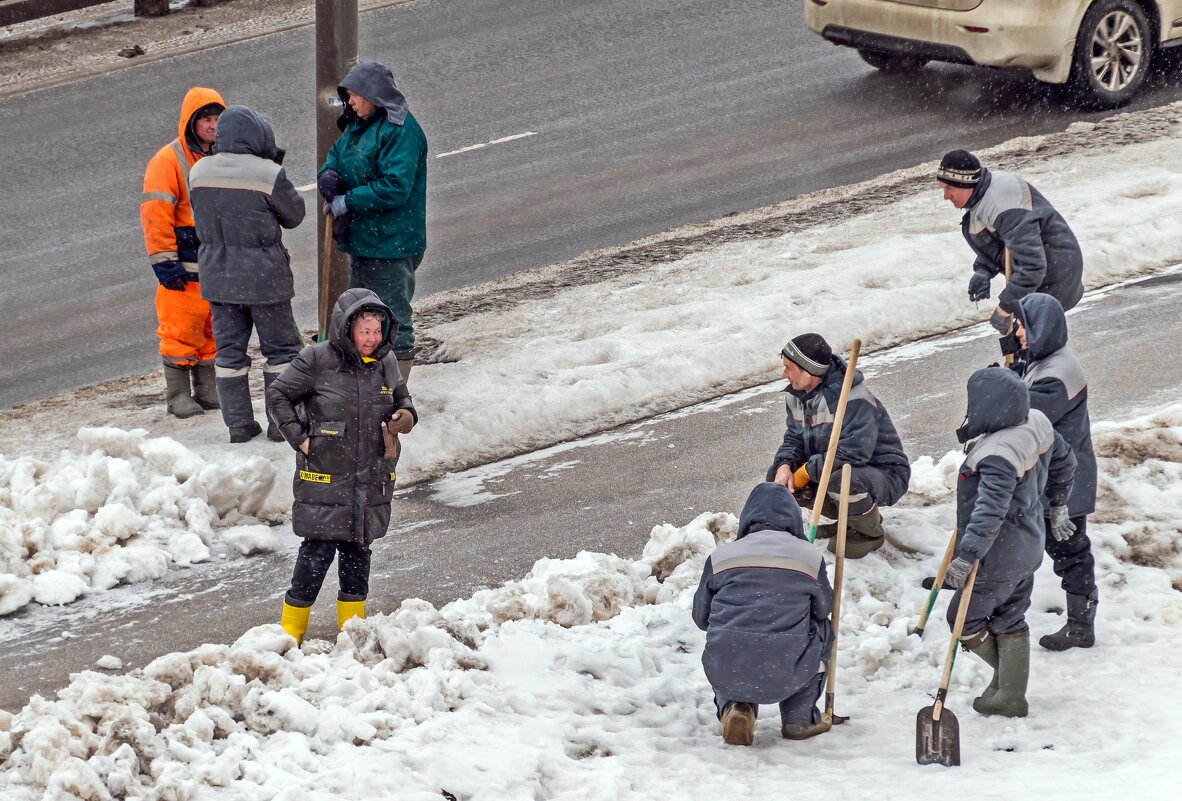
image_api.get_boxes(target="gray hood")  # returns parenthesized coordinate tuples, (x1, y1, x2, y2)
(328, 288, 398, 363)
(338, 60, 409, 125)
(957, 367, 1029, 443)
(737, 482, 804, 541)
(214, 105, 283, 162)
(1014, 292, 1069, 361)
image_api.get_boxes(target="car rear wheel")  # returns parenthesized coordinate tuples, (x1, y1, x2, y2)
(1067, 0, 1153, 108)
(858, 49, 928, 74)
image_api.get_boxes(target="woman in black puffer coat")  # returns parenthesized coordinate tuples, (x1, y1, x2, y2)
(266, 288, 416, 643)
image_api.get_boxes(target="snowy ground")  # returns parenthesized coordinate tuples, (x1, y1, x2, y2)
(1, 402, 1180, 800)
(2, 102, 1182, 619)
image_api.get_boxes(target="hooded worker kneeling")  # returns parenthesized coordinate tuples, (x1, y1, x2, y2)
(692, 482, 834, 745)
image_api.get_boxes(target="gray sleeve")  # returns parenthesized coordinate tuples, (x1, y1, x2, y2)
(994, 208, 1047, 311)
(692, 559, 715, 631)
(1045, 430, 1076, 508)
(957, 456, 1017, 563)
(773, 407, 807, 470)
(270, 168, 307, 230)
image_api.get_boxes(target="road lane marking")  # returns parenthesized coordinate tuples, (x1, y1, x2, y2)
(435, 131, 538, 159)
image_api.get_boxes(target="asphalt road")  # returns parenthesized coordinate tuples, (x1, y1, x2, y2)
(3, 0, 1182, 408)
(2, 269, 1179, 712)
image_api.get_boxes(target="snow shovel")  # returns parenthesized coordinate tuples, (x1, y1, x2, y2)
(916, 561, 978, 767)
(910, 528, 957, 638)
(821, 464, 853, 728)
(806, 338, 862, 544)
(1002, 248, 1015, 368)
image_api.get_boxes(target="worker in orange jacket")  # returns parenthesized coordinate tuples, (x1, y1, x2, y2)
(140, 87, 226, 418)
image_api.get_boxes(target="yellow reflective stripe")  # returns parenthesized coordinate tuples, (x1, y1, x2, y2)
(389, 471, 397, 481)
(150, 251, 180, 263)
(170, 140, 192, 189)
(299, 470, 332, 484)
(142, 190, 177, 204)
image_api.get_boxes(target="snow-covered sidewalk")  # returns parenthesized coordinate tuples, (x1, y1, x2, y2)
(1, 402, 1180, 800)
(2, 102, 1182, 618)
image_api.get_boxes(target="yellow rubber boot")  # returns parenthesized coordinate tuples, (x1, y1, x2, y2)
(280, 600, 311, 645)
(337, 599, 366, 631)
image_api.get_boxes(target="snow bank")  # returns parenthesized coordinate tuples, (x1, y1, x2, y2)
(2, 407, 1179, 800)
(0, 427, 277, 615)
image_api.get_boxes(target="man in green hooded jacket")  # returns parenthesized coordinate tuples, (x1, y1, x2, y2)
(319, 60, 428, 384)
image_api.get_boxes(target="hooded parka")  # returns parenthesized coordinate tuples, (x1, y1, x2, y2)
(320, 61, 428, 260)
(189, 105, 306, 305)
(266, 289, 417, 545)
(1013, 293, 1096, 518)
(960, 169, 1084, 313)
(772, 356, 911, 507)
(692, 483, 833, 705)
(954, 368, 1076, 582)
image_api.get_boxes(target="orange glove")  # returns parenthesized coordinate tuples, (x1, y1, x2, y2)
(793, 465, 811, 489)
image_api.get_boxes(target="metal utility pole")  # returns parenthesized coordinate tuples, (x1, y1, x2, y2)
(315, 0, 358, 338)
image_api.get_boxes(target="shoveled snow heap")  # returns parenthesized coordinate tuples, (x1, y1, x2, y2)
(0, 404, 1178, 801)
(0, 427, 278, 615)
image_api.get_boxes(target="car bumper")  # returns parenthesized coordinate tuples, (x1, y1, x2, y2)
(804, 0, 1082, 80)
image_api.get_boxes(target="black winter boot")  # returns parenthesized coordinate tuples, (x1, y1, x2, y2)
(163, 364, 204, 419)
(832, 505, 885, 558)
(972, 630, 1029, 717)
(1039, 591, 1097, 651)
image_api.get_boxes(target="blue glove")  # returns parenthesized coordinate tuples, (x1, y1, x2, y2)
(967, 270, 991, 302)
(330, 194, 348, 216)
(1048, 506, 1076, 542)
(945, 557, 972, 589)
(317, 169, 341, 201)
(152, 260, 188, 292)
(989, 308, 1011, 333)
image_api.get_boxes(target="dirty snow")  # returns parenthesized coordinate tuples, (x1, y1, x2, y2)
(1, 402, 1180, 800)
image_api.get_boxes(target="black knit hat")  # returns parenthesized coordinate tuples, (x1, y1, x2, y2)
(936, 149, 982, 188)
(780, 333, 832, 377)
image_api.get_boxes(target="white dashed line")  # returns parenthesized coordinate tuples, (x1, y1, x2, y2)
(435, 131, 538, 159)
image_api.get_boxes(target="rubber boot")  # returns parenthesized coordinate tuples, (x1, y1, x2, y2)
(972, 630, 1029, 717)
(191, 360, 221, 410)
(832, 505, 885, 558)
(163, 363, 204, 419)
(1039, 591, 1097, 651)
(280, 600, 311, 645)
(812, 497, 841, 539)
(217, 372, 261, 442)
(396, 355, 414, 388)
(262, 369, 285, 441)
(961, 629, 1000, 701)
(336, 599, 366, 631)
(720, 702, 756, 746)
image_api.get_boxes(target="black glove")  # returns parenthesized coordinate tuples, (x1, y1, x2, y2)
(1048, 506, 1076, 542)
(967, 270, 991, 302)
(318, 169, 341, 202)
(153, 260, 188, 292)
(989, 308, 1011, 333)
(945, 557, 972, 589)
(921, 575, 955, 591)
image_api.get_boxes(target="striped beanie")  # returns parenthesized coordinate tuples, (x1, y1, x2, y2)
(936, 149, 982, 188)
(780, 333, 832, 377)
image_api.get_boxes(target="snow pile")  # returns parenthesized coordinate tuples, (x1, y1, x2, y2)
(1, 409, 1180, 800)
(0, 427, 277, 615)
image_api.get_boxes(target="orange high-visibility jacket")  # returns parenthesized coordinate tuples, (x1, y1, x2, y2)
(140, 87, 226, 274)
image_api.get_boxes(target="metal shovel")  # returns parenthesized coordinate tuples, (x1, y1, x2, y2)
(916, 561, 978, 767)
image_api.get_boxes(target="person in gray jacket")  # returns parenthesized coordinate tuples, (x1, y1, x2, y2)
(937, 150, 1084, 338)
(1011, 293, 1098, 651)
(266, 288, 416, 644)
(190, 105, 306, 443)
(943, 367, 1076, 718)
(692, 482, 834, 745)
(768, 333, 910, 558)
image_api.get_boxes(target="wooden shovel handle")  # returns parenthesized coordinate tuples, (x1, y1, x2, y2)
(808, 339, 862, 529)
(915, 529, 957, 633)
(825, 465, 851, 710)
(933, 562, 978, 721)
(1003, 248, 1015, 367)
(318, 213, 334, 338)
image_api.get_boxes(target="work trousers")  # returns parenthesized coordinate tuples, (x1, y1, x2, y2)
(156, 282, 215, 366)
(349, 253, 423, 356)
(948, 575, 1034, 639)
(284, 539, 373, 607)
(1044, 515, 1096, 597)
(714, 671, 825, 727)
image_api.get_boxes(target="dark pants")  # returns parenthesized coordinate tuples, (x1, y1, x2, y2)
(765, 463, 902, 517)
(209, 301, 302, 370)
(285, 539, 372, 606)
(1044, 515, 1096, 596)
(350, 254, 423, 356)
(947, 575, 1034, 638)
(713, 672, 825, 726)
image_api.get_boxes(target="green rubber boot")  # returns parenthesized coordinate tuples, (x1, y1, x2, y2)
(962, 629, 1000, 702)
(832, 505, 885, 558)
(972, 630, 1029, 717)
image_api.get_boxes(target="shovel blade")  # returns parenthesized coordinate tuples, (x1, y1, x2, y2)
(916, 705, 960, 766)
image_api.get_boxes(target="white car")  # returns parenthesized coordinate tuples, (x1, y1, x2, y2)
(804, 0, 1182, 107)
